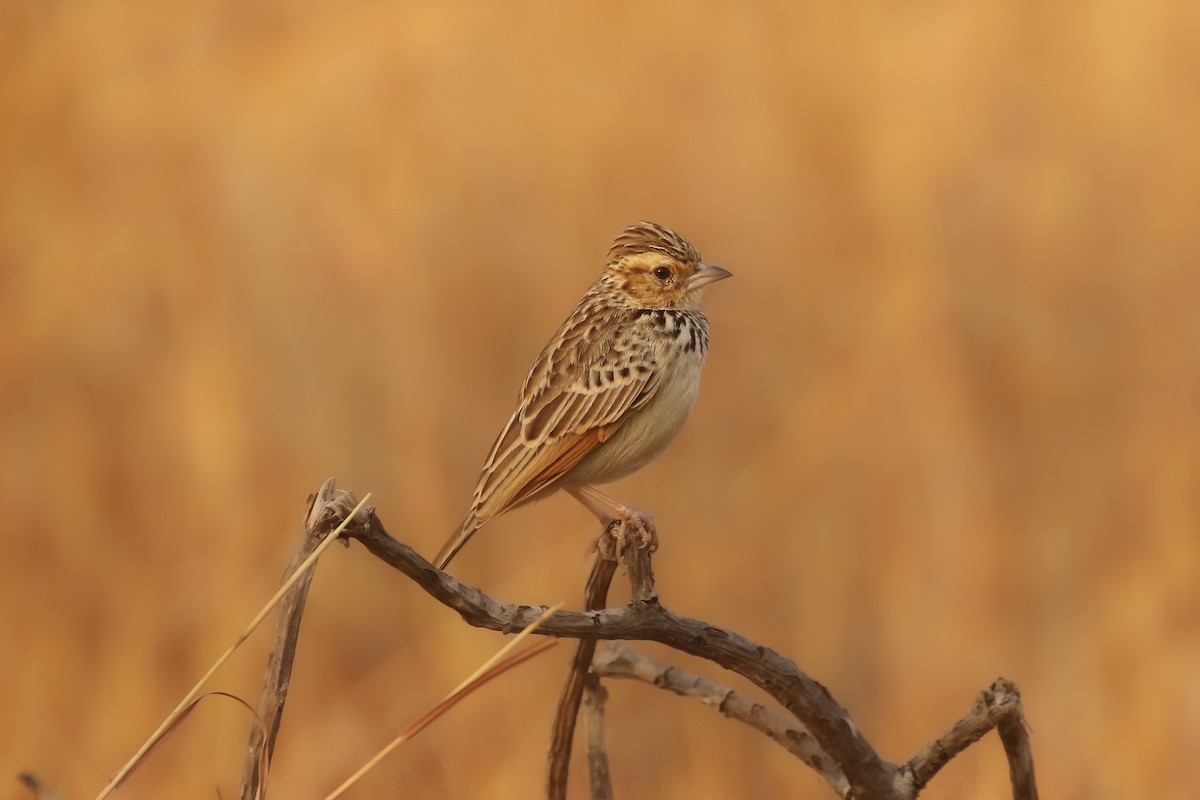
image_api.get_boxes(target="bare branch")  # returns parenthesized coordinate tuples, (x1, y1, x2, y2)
(239, 479, 342, 800)
(546, 555, 618, 799)
(338, 502, 898, 798)
(901, 678, 1037, 800)
(995, 682, 1038, 800)
(277, 485, 1041, 800)
(583, 677, 613, 800)
(590, 643, 850, 797)
(622, 543, 657, 607)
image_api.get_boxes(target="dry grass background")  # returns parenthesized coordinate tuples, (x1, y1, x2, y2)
(2, 1, 1198, 798)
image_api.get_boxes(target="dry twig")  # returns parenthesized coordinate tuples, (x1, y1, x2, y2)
(582, 678, 613, 800)
(240, 479, 343, 800)
(590, 642, 849, 795)
(328, 491, 1038, 800)
(546, 554, 618, 799)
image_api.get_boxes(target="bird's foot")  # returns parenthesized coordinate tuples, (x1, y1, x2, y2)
(595, 508, 657, 561)
(569, 486, 659, 561)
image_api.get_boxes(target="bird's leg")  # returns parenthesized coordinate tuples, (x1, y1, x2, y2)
(567, 485, 658, 557)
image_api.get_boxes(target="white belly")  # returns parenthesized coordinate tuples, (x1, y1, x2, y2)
(564, 352, 703, 487)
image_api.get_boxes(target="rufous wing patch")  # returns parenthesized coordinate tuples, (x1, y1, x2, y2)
(503, 421, 621, 510)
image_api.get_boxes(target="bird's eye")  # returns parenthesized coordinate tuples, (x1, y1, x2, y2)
(652, 266, 673, 282)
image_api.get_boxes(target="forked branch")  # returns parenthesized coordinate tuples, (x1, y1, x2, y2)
(231, 483, 1036, 800)
(304, 485, 1037, 800)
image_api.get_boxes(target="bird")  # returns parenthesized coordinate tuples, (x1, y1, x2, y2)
(433, 222, 731, 570)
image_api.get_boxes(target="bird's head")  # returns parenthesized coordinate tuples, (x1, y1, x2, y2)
(603, 222, 731, 310)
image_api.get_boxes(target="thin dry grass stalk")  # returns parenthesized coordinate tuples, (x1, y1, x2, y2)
(92, 490, 372, 800)
(321, 605, 562, 800)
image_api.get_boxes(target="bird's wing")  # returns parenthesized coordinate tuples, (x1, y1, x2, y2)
(473, 312, 659, 519)
(434, 308, 659, 567)
(432, 304, 661, 569)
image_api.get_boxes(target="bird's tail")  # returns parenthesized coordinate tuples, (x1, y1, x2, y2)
(433, 513, 483, 570)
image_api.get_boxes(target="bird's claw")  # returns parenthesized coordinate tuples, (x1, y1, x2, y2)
(597, 511, 658, 560)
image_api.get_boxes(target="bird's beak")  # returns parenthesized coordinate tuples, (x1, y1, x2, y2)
(688, 263, 732, 291)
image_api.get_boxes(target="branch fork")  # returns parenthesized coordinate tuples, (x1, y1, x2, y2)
(233, 481, 1038, 800)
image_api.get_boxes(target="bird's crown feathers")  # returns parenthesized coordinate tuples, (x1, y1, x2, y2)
(606, 221, 701, 267)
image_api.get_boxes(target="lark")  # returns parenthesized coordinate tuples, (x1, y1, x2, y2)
(434, 222, 731, 569)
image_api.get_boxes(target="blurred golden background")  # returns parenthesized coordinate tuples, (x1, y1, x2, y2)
(3, 1, 1198, 798)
